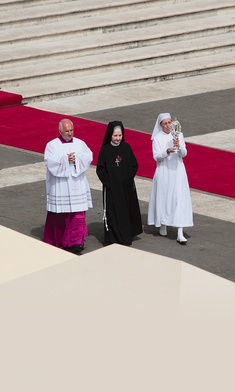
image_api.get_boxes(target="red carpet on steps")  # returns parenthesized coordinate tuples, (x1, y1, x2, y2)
(0, 99, 234, 199)
(0, 90, 23, 108)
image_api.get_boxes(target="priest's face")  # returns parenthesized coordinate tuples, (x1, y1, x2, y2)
(160, 118, 172, 134)
(60, 120, 74, 142)
(111, 129, 123, 145)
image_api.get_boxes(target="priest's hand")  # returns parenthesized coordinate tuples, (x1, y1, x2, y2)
(68, 152, 75, 164)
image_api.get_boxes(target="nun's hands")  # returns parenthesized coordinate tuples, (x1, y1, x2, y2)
(167, 137, 180, 154)
(167, 148, 174, 154)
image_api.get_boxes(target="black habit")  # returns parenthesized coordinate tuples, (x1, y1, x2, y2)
(96, 141, 143, 246)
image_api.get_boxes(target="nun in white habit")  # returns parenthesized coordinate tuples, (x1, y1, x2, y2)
(147, 113, 193, 244)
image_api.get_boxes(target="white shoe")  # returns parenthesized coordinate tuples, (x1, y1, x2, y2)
(177, 235, 187, 245)
(159, 225, 167, 236)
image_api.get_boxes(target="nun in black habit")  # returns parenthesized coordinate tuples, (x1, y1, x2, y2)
(96, 120, 143, 246)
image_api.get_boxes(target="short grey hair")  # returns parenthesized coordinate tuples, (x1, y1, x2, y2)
(58, 119, 74, 133)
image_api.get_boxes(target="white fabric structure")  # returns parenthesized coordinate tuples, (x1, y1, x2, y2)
(148, 127, 193, 228)
(1, 227, 235, 392)
(44, 137, 93, 213)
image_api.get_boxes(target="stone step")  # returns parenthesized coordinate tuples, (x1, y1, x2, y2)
(1, 0, 234, 111)
(0, 0, 172, 23)
(0, 0, 226, 28)
(2, 33, 235, 87)
(1, 0, 234, 43)
(1, 13, 234, 66)
(0, 0, 68, 9)
(0, 0, 178, 13)
(26, 69, 235, 115)
(8, 51, 235, 103)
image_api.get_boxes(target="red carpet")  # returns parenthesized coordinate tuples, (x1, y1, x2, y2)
(0, 95, 234, 198)
(0, 90, 23, 108)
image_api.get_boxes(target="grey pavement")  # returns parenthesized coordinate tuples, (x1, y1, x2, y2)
(78, 89, 235, 136)
(0, 88, 235, 282)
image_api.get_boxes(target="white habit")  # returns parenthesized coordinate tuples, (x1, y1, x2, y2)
(148, 130, 193, 228)
(44, 137, 93, 213)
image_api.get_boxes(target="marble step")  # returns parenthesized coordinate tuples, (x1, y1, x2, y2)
(0, 0, 177, 13)
(26, 69, 235, 114)
(1, 0, 234, 43)
(1, 13, 234, 66)
(0, 0, 229, 28)
(2, 33, 235, 87)
(8, 51, 235, 103)
(0, 0, 71, 9)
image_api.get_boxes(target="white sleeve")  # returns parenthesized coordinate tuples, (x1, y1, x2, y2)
(72, 141, 93, 177)
(178, 133, 187, 158)
(44, 142, 70, 178)
(152, 138, 168, 162)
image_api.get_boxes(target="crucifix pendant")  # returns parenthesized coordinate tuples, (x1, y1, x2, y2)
(115, 155, 122, 166)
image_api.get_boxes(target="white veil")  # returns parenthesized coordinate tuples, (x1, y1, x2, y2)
(151, 112, 171, 140)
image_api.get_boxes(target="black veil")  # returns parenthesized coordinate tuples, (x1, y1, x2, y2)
(101, 120, 125, 146)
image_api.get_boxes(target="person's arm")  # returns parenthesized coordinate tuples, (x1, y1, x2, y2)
(44, 142, 70, 178)
(178, 133, 187, 157)
(153, 138, 170, 162)
(72, 141, 93, 177)
(96, 148, 111, 188)
(125, 144, 139, 180)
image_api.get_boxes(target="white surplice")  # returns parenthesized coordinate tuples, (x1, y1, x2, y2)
(44, 137, 93, 213)
(148, 130, 193, 228)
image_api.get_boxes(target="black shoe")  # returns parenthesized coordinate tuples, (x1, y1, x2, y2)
(73, 244, 84, 254)
(62, 244, 84, 254)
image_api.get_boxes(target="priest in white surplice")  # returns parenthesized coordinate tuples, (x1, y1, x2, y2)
(43, 118, 93, 254)
(148, 113, 193, 244)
